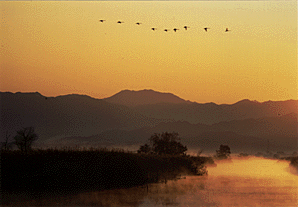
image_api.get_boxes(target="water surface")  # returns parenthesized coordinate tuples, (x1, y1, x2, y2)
(9, 158, 298, 207)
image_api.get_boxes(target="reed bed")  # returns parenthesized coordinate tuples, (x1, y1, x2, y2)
(1, 148, 211, 198)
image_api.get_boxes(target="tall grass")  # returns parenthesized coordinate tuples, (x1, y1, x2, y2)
(1, 148, 211, 197)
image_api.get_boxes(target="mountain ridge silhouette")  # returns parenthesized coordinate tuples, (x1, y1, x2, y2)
(1, 90, 297, 152)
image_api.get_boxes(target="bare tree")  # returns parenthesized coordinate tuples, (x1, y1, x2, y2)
(1, 131, 13, 151)
(14, 127, 38, 153)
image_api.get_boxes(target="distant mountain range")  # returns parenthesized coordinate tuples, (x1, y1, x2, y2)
(1, 90, 297, 153)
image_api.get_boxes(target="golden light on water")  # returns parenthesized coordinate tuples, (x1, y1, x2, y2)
(17, 158, 297, 207)
(201, 158, 298, 207)
(209, 157, 298, 180)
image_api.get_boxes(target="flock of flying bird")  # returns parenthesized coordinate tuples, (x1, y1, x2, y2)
(99, 19, 231, 32)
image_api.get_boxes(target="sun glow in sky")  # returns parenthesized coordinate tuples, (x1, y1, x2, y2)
(1, 1, 297, 104)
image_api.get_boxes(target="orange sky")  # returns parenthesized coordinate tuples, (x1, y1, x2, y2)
(1, 1, 297, 104)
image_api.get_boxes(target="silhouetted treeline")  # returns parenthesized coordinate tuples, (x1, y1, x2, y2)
(289, 156, 298, 169)
(1, 148, 212, 198)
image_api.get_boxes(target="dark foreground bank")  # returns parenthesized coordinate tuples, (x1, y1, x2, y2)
(1, 148, 212, 204)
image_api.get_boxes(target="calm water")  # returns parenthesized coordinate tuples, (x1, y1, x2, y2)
(9, 158, 298, 207)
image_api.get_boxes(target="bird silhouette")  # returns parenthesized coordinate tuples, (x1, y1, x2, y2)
(164, 29, 169, 32)
(99, 20, 106, 22)
(183, 26, 189, 30)
(151, 28, 157, 31)
(204, 27, 210, 32)
(136, 22, 142, 25)
(173, 28, 179, 32)
(225, 28, 230, 32)
(117, 21, 124, 24)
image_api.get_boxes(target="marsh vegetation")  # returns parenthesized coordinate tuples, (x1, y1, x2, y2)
(1, 145, 211, 205)
(2, 156, 297, 207)
(2, 129, 297, 207)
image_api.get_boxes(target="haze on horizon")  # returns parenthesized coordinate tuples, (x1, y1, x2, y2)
(1, 1, 297, 104)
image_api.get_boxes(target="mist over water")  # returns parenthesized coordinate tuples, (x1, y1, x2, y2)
(11, 158, 298, 207)
(139, 158, 298, 207)
(190, 158, 298, 207)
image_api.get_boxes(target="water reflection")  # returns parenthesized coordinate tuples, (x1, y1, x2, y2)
(6, 158, 298, 206)
(53, 178, 198, 206)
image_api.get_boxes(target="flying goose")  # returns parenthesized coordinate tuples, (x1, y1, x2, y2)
(183, 26, 190, 30)
(204, 27, 210, 32)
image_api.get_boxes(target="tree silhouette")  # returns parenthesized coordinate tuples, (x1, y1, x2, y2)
(215, 144, 231, 159)
(1, 131, 13, 151)
(14, 127, 38, 153)
(138, 132, 187, 156)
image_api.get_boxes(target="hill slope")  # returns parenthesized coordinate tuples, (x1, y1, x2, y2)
(133, 99, 298, 124)
(0, 92, 164, 141)
(1, 91, 297, 153)
(46, 114, 297, 153)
